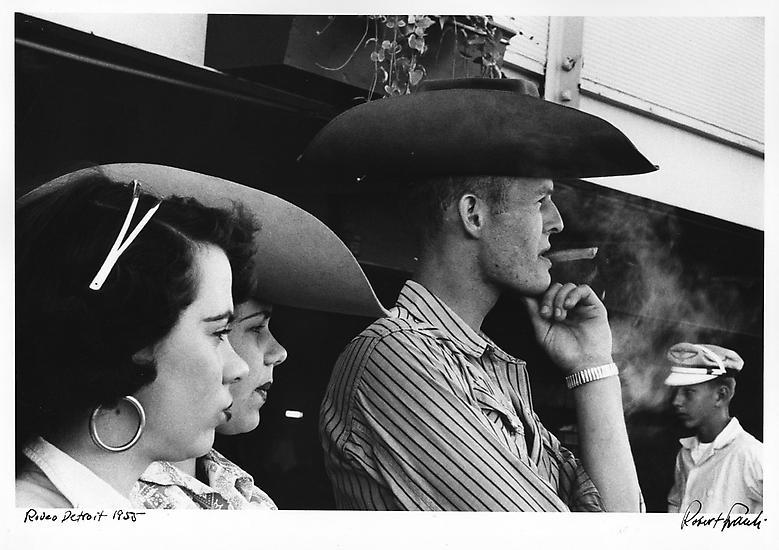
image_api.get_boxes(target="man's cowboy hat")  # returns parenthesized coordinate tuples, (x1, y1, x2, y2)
(299, 78, 657, 181)
(17, 163, 389, 318)
(664, 342, 744, 386)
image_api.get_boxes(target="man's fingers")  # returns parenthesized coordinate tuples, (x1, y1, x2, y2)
(521, 296, 545, 332)
(523, 295, 539, 315)
(535, 283, 604, 323)
(552, 283, 578, 320)
(538, 283, 603, 322)
(563, 284, 603, 309)
(538, 282, 563, 319)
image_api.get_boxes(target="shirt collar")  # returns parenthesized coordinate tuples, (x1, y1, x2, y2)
(139, 450, 254, 495)
(679, 417, 743, 451)
(712, 417, 743, 448)
(198, 448, 255, 490)
(22, 436, 132, 508)
(396, 280, 489, 358)
(136, 450, 273, 509)
(139, 459, 199, 489)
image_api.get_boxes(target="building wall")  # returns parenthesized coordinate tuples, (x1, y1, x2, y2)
(32, 12, 208, 66)
(31, 14, 764, 229)
(505, 54, 764, 229)
(579, 96, 764, 230)
(503, 15, 764, 230)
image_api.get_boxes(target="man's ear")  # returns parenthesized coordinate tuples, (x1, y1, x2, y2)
(456, 193, 488, 239)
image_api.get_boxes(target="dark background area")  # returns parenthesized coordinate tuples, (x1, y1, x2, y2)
(16, 14, 764, 512)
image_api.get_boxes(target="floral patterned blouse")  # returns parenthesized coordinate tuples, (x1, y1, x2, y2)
(131, 448, 277, 510)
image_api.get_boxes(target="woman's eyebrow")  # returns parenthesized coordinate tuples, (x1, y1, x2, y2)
(203, 311, 235, 323)
(236, 310, 271, 323)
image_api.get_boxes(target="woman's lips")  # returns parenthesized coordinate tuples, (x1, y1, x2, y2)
(222, 403, 233, 422)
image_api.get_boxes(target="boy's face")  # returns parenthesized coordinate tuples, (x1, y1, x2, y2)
(671, 381, 720, 432)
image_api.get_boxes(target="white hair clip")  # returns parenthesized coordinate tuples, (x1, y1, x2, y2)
(89, 180, 162, 291)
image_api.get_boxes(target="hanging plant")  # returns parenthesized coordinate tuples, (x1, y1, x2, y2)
(316, 15, 510, 98)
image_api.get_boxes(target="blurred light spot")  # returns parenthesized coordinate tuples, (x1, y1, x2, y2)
(285, 410, 304, 419)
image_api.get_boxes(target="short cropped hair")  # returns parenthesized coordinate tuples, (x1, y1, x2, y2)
(402, 174, 512, 245)
(711, 375, 737, 400)
(15, 172, 258, 450)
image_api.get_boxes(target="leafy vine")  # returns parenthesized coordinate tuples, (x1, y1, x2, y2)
(316, 15, 510, 98)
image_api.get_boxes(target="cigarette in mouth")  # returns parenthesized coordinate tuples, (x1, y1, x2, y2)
(546, 247, 599, 263)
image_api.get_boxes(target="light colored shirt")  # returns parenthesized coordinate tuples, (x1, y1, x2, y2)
(668, 417, 762, 514)
(320, 280, 604, 511)
(131, 448, 277, 510)
(16, 436, 132, 508)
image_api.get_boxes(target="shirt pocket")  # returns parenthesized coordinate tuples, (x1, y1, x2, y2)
(470, 378, 526, 453)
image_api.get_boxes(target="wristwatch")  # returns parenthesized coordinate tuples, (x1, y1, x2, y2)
(565, 362, 619, 390)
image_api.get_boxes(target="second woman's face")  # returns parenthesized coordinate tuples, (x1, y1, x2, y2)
(216, 299, 287, 435)
(134, 244, 249, 461)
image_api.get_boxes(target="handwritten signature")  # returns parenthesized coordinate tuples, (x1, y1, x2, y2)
(681, 500, 764, 531)
(24, 508, 145, 524)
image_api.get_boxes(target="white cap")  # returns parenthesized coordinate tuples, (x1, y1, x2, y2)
(664, 343, 744, 387)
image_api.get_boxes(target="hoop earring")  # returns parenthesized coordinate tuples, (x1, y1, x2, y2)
(89, 395, 146, 453)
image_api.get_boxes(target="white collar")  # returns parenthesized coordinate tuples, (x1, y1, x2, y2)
(22, 436, 133, 508)
(679, 417, 743, 451)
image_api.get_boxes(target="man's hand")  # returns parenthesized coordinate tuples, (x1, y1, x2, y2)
(522, 283, 612, 374)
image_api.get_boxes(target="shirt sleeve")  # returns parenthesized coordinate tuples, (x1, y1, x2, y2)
(744, 443, 763, 504)
(341, 329, 572, 511)
(667, 451, 684, 513)
(551, 440, 605, 512)
(535, 423, 644, 512)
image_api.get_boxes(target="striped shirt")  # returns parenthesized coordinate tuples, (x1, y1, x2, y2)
(319, 280, 603, 511)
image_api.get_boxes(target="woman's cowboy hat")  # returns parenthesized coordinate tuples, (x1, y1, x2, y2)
(17, 163, 389, 318)
(299, 78, 657, 180)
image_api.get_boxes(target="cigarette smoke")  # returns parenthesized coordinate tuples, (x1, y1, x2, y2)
(555, 183, 761, 416)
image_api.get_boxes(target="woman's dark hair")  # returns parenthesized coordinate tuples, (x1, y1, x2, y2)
(231, 240, 261, 306)
(15, 171, 258, 451)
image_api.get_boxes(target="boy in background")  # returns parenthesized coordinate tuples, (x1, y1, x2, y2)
(665, 342, 762, 514)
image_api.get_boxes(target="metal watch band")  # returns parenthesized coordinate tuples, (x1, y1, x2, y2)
(565, 362, 619, 390)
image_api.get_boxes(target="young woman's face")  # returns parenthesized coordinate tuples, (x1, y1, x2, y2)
(217, 299, 287, 435)
(134, 244, 249, 461)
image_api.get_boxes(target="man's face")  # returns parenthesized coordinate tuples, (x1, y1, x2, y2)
(478, 177, 563, 296)
(671, 381, 719, 432)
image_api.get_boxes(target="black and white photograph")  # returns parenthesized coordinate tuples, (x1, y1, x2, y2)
(4, 2, 775, 548)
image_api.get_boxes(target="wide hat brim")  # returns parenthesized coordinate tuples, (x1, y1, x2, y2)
(300, 78, 658, 180)
(17, 163, 390, 318)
